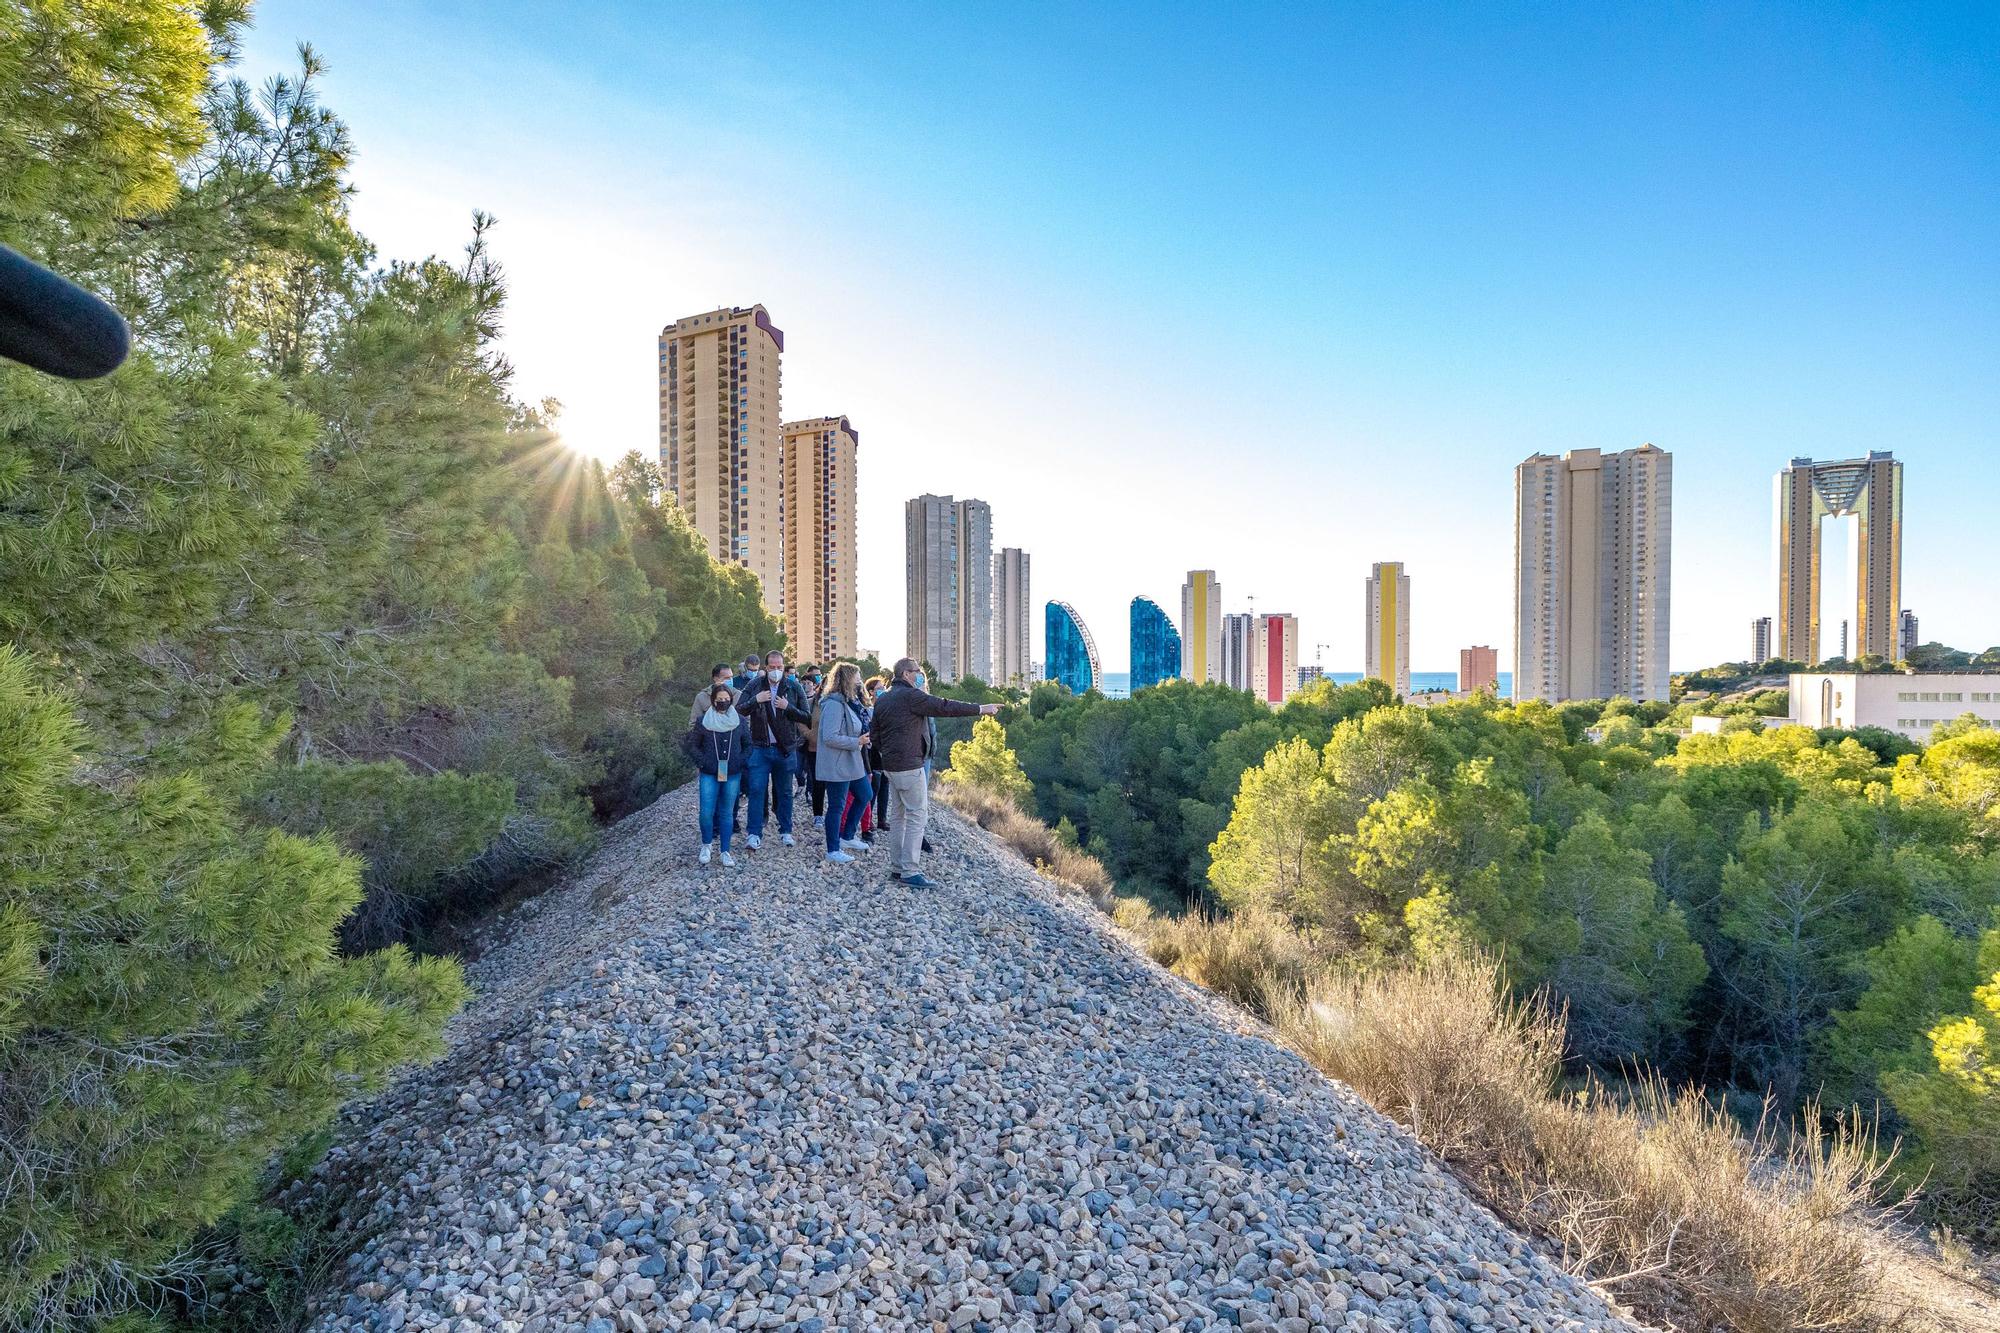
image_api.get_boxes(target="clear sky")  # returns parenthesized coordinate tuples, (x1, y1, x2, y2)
(240, 1, 1999, 674)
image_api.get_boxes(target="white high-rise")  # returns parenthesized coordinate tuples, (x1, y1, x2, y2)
(992, 547, 1032, 688)
(1513, 444, 1672, 703)
(1364, 562, 1411, 696)
(954, 499, 994, 683)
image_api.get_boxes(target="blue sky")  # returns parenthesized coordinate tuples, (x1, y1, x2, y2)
(240, 1, 1999, 673)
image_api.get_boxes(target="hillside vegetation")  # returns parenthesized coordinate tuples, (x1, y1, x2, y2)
(0, 7, 775, 1327)
(1004, 680, 2000, 1240)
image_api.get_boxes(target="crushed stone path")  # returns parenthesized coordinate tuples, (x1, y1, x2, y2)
(303, 785, 1637, 1333)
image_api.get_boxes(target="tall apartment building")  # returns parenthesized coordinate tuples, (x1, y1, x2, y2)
(905, 494, 959, 678)
(780, 416, 857, 662)
(1460, 644, 1499, 694)
(1514, 445, 1672, 703)
(1181, 570, 1221, 683)
(992, 548, 1032, 687)
(1899, 609, 1920, 660)
(1774, 452, 1901, 664)
(1838, 619, 1850, 662)
(659, 305, 785, 612)
(1253, 613, 1299, 706)
(1751, 616, 1772, 666)
(955, 499, 994, 683)
(1220, 613, 1257, 691)
(1364, 562, 1411, 696)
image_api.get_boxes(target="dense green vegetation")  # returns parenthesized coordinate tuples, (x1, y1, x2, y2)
(1008, 681, 2000, 1232)
(0, 6, 775, 1326)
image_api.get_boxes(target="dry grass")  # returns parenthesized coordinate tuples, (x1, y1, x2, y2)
(944, 785, 1910, 1333)
(1275, 949, 1900, 1332)
(938, 783, 1114, 905)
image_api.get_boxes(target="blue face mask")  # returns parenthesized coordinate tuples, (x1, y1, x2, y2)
(914, 673, 927, 690)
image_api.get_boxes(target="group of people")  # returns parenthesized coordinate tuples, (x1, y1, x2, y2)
(684, 652, 999, 889)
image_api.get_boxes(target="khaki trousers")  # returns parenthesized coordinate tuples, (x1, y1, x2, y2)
(885, 768, 929, 876)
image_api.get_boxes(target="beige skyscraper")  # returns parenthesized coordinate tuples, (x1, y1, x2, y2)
(1364, 562, 1411, 696)
(906, 494, 958, 679)
(1253, 613, 1299, 706)
(1773, 453, 1901, 665)
(992, 547, 1032, 687)
(955, 499, 994, 683)
(658, 305, 785, 612)
(1181, 570, 1221, 682)
(1514, 444, 1672, 703)
(781, 416, 857, 663)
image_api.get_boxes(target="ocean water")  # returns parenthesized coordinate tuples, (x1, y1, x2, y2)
(1096, 670, 1511, 701)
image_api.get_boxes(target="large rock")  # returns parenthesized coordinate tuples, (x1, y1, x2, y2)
(300, 788, 1638, 1332)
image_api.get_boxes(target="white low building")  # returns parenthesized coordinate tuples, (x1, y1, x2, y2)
(1789, 672, 2000, 742)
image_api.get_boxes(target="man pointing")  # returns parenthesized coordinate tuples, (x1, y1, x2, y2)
(868, 657, 999, 888)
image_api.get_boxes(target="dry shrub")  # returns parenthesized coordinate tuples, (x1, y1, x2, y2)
(938, 783, 1113, 905)
(1521, 1081, 1897, 1333)
(1134, 909, 1323, 1021)
(1273, 951, 1559, 1157)
(1276, 952, 1900, 1333)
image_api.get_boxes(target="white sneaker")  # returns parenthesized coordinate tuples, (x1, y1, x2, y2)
(720, 850, 735, 867)
(699, 843, 712, 865)
(840, 838, 869, 852)
(812, 816, 824, 830)
(745, 834, 762, 850)
(825, 850, 854, 864)
(781, 833, 796, 847)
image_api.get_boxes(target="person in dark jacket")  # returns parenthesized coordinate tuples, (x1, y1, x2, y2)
(741, 650, 813, 848)
(869, 657, 999, 887)
(685, 681, 743, 866)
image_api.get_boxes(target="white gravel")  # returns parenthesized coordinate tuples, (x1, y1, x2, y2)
(299, 784, 1638, 1333)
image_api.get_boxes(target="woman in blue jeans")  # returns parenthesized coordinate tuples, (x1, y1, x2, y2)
(686, 681, 743, 866)
(812, 664, 873, 864)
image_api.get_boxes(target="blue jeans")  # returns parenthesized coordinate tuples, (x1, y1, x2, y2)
(745, 746, 796, 837)
(821, 777, 869, 851)
(699, 772, 741, 850)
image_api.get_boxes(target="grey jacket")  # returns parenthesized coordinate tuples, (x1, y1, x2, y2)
(814, 696, 869, 782)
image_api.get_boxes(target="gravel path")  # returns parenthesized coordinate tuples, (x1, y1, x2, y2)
(302, 785, 1637, 1333)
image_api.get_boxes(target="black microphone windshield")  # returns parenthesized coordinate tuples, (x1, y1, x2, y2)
(0, 244, 131, 380)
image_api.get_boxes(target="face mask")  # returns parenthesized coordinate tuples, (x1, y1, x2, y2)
(767, 668, 783, 684)
(915, 674, 928, 690)
(715, 697, 732, 711)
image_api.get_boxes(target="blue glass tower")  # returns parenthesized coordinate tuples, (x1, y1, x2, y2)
(1130, 597, 1182, 692)
(1045, 600, 1099, 695)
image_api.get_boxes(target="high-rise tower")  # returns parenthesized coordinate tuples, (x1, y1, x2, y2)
(1130, 597, 1181, 692)
(1254, 614, 1298, 706)
(781, 416, 857, 662)
(659, 305, 784, 611)
(1365, 562, 1411, 696)
(955, 499, 994, 683)
(1514, 445, 1672, 703)
(1220, 613, 1256, 691)
(992, 548, 1032, 687)
(905, 494, 958, 679)
(1181, 571, 1221, 683)
(1773, 453, 1902, 664)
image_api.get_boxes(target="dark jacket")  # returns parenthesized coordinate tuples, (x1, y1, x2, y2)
(683, 712, 742, 777)
(869, 680, 983, 773)
(737, 673, 813, 751)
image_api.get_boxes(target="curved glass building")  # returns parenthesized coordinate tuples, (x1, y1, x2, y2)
(1130, 597, 1182, 692)
(1045, 600, 1100, 695)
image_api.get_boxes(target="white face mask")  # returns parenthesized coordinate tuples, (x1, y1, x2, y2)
(767, 668, 783, 683)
